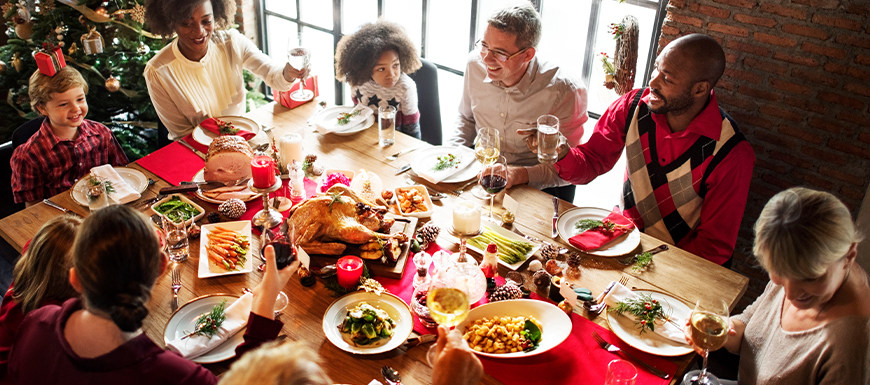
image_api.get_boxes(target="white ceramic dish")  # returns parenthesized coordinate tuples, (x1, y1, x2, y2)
(322, 292, 413, 355)
(605, 289, 693, 356)
(455, 299, 572, 358)
(198, 220, 254, 278)
(316, 169, 355, 195)
(191, 169, 259, 204)
(410, 146, 481, 183)
(192, 116, 261, 146)
(163, 293, 244, 364)
(556, 207, 641, 257)
(70, 167, 148, 206)
(464, 222, 540, 270)
(149, 194, 205, 227)
(314, 106, 374, 135)
(394, 185, 433, 218)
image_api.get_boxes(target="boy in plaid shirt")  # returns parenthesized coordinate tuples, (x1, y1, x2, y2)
(11, 66, 128, 206)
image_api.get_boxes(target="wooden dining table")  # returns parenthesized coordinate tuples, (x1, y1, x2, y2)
(0, 100, 748, 385)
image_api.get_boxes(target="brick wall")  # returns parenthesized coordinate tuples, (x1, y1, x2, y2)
(660, 0, 870, 311)
(235, 0, 259, 46)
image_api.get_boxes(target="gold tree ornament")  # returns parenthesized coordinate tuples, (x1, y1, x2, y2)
(80, 26, 104, 54)
(94, 5, 108, 18)
(105, 75, 120, 92)
(1, 2, 15, 16)
(129, 3, 145, 24)
(68, 42, 78, 54)
(11, 52, 22, 71)
(14, 21, 34, 40)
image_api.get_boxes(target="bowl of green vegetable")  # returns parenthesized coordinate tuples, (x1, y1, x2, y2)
(151, 195, 205, 226)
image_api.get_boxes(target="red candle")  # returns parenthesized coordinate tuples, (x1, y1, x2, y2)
(251, 155, 276, 188)
(337, 256, 364, 289)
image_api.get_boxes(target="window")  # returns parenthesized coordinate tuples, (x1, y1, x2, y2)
(259, 0, 667, 128)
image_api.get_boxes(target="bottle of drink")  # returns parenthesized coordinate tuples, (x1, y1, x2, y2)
(481, 243, 498, 291)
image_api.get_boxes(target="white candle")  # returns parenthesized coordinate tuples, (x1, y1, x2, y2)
(453, 201, 481, 235)
(278, 133, 303, 171)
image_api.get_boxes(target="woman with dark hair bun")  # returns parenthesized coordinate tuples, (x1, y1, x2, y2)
(7, 205, 297, 384)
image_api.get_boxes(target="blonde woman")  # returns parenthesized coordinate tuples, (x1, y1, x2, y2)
(686, 187, 870, 384)
(218, 341, 331, 385)
(0, 215, 81, 377)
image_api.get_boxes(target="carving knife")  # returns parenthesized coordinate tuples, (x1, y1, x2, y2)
(177, 140, 207, 160)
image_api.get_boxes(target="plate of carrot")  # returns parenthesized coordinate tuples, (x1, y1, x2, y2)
(198, 221, 253, 278)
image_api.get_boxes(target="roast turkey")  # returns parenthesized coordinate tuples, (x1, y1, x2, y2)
(203, 136, 253, 184)
(287, 184, 405, 255)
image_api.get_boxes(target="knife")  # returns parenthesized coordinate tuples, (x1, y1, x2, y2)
(395, 163, 412, 175)
(42, 199, 77, 216)
(551, 196, 559, 238)
(177, 140, 207, 160)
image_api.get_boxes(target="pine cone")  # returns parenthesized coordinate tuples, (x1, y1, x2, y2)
(416, 222, 440, 246)
(218, 199, 246, 219)
(488, 283, 523, 302)
(540, 243, 565, 261)
(567, 253, 582, 268)
(207, 211, 221, 223)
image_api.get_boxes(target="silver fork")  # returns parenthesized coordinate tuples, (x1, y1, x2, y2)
(587, 275, 629, 314)
(451, 178, 479, 196)
(171, 268, 181, 311)
(386, 146, 423, 161)
(591, 331, 670, 379)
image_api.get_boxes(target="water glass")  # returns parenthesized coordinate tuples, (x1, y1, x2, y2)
(85, 181, 110, 211)
(378, 105, 397, 147)
(606, 359, 637, 385)
(162, 210, 190, 262)
(537, 114, 563, 164)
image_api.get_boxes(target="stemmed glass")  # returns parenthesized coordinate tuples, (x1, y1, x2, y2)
(682, 299, 730, 385)
(471, 127, 500, 199)
(425, 287, 470, 366)
(478, 156, 507, 221)
(287, 43, 314, 102)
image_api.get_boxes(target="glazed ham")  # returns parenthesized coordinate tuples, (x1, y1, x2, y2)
(203, 136, 253, 184)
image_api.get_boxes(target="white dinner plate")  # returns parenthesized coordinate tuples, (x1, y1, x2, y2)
(314, 106, 375, 135)
(198, 220, 254, 278)
(455, 299, 572, 358)
(322, 292, 413, 355)
(464, 222, 539, 270)
(192, 116, 261, 146)
(556, 207, 641, 257)
(605, 290, 693, 357)
(70, 167, 148, 206)
(191, 169, 259, 204)
(163, 293, 244, 364)
(410, 146, 481, 183)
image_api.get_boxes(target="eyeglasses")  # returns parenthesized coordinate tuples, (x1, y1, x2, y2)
(476, 40, 529, 63)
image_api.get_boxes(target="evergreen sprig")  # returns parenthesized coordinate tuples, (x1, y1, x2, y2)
(328, 192, 344, 212)
(184, 300, 227, 340)
(433, 153, 460, 171)
(609, 293, 671, 335)
(632, 251, 654, 271)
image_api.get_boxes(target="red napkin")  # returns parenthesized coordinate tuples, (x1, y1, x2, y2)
(136, 138, 205, 185)
(199, 118, 257, 140)
(569, 211, 636, 251)
(272, 75, 320, 109)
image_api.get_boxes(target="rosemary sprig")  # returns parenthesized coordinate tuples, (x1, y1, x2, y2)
(183, 300, 227, 340)
(632, 251, 654, 271)
(87, 176, 115, 195)
(574, 218, 631, 234)
(337, 109, 362, 125)
(433, 153, 460, 171)
(217, 119, 239, 135)
(328, 192, 344, 212)
(609, 293, 671, 335)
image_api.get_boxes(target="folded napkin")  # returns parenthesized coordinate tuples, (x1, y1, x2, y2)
(416, 149, 476, 184)
(604, 283, 686, 344)
(199, 117, 257, 140)
(319, 104, 373, 133)
(90, 164, 140, 204)
(166, 292, 253, 359)
(568, 210, 635, 251)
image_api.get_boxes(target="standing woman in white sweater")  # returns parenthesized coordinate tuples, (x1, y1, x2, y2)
(685, 187, 870, 384)
(144, 0, 307, 141)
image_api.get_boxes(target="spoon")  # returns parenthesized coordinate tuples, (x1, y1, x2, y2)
(381, 366, 402, 385)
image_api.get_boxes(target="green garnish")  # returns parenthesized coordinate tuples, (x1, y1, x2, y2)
(338, 302, 395, 345)
(337, 109, 362, 125)
(184, 300, 227, 340)
(433, 153, 460, 171)
(217, 119, 239, 135)
(87, 175, 115, 195)
(574, 218, 631, 233)
(632, 251, 654, 271)
(520, 319, 542, 352)
(610, 293, 671, 335)
(154, 196, 201, 221)
(328, 192, 344, 212)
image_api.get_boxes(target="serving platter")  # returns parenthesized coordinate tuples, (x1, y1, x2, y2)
(163, 293, 244, 364)
(556, 207, 641, 257)
(454, 299, 572, 358)
(605, 289, 693, 357)
(322, 292, 413, 355)
(70, 167, 148, 206)
(198, 220, 254, 278)
(191, 169, 259, 204)
(314, 106, 375, 136)
(192, 116, 261, 146)
(462, 222, 540, 270)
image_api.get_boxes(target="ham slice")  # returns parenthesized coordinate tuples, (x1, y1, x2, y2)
(203, 136, 253, 184)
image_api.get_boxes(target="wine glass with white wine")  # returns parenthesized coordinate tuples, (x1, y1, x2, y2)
(287, 43, 314, 102)
(682, 299, 730, 385)
(471, 127, 500, 200)
(425, 287, 470, 367)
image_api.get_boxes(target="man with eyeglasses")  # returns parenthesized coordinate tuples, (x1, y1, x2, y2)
(448, 2, 588, 201)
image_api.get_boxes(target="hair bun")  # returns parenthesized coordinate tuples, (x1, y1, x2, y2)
(109, 290, 150, 332)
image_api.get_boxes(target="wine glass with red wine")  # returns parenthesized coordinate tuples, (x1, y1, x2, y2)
(478, 156, 507, 220)
(260, 220, 298, 269)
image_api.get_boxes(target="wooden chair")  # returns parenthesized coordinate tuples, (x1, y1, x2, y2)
(408, 58, 442, 146)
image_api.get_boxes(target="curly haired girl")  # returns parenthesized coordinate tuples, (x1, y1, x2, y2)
(335, 20, 422, 138)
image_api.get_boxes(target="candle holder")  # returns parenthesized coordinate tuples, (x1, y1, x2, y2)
(447, 226, 482, 265)
(248, 178, 284, 229)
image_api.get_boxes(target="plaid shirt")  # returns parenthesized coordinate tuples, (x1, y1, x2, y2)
(11, 119, 128, 203)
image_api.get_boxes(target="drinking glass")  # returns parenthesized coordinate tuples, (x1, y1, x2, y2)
(273, 291, 289, 318)
(162, 210, 189, 262)
(478, 156, 507, 220)
(471, 127, 500, 199)
(425, 287, 470, 366)
(287, 44, 313, 102)
(85, 180, 110, 211)
(606, 359, 637, 385)
(536, 115, 564, 164)
(378, 105, 397, 146)
(682, 299, 730, 385)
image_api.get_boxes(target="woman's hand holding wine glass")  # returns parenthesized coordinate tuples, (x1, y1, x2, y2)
(681, 299, 732, 385)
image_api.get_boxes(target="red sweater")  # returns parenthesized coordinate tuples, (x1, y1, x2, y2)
(8, 298, 282, 384)
(0, 288, 66, 382)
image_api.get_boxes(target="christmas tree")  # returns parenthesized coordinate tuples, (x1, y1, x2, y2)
(1, 0, 163, 159)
